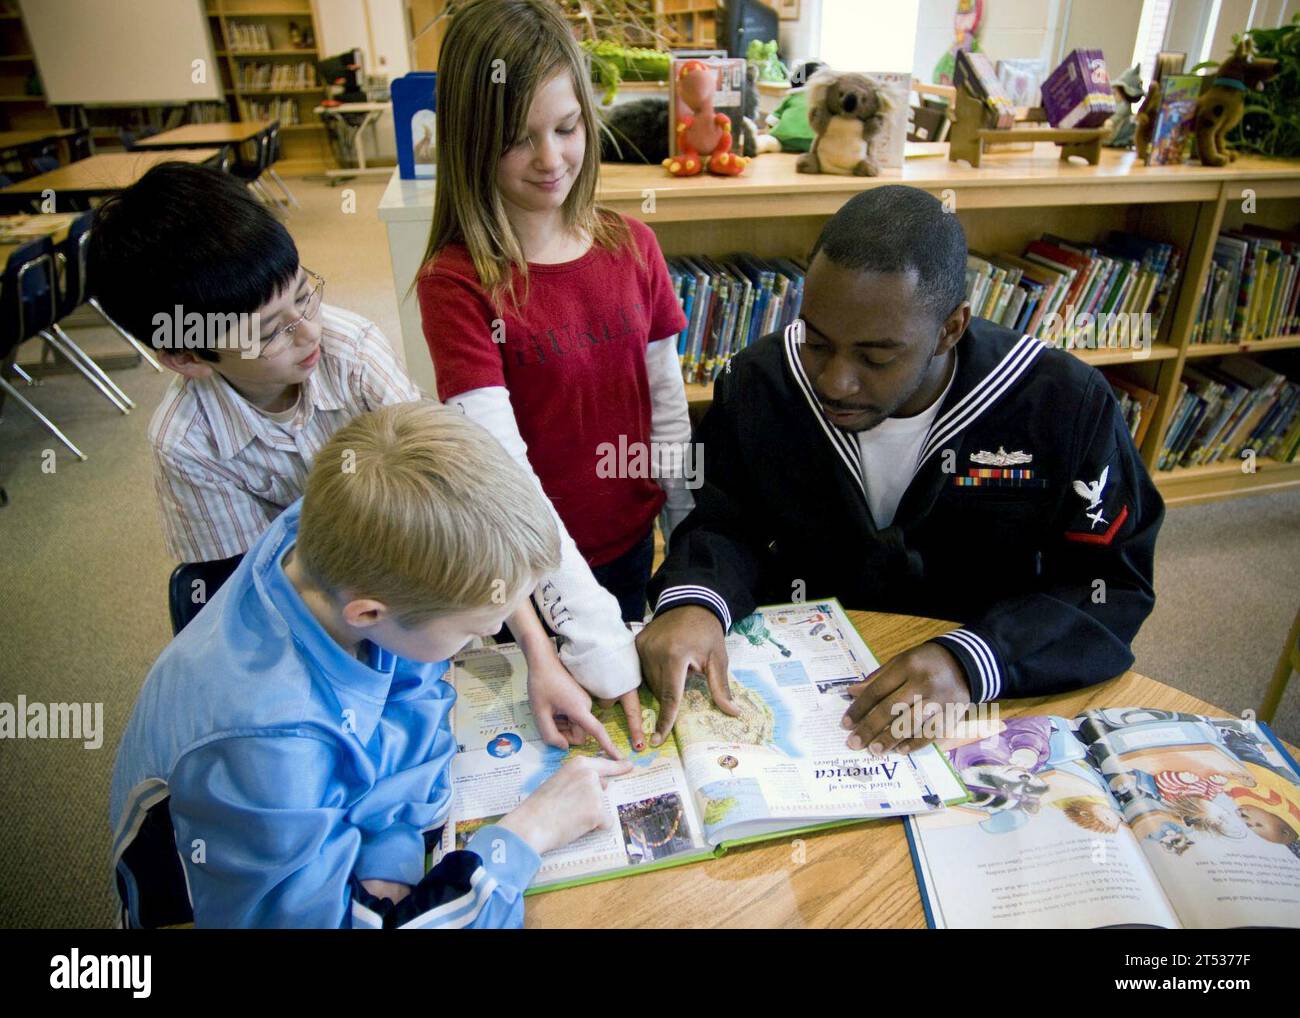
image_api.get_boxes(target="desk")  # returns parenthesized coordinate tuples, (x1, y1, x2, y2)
(130, 121, 274, 148)
(0, 211, 81, 254)
(315, 101, 394, 181)
(0, 150, 222, 211)
(0, 128, 78, 155)
(525, 609, 1288, 928)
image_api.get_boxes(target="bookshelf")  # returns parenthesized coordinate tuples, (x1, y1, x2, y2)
(654, 0, 718, 48)
(0, 3, 60, 133)
(594, 148, 1300, 507)
(204, 0, 329, 174)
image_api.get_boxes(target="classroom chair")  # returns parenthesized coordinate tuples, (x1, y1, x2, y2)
(68, 128, 93, 162)
(28, 217, 139, 415)
(168, 556, 242, 635)
(118, 126, 159, 152)
(1260, 606, 1300, 724)
(262, 123, 300, 209)
(230, 127, 277, 206)
(59, 211, 162, 374)
(0, 237, 87, 460)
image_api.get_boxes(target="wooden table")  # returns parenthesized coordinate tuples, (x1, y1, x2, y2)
(0, 149, 221, 210)
(0, 212, 82, 264)
(526, 609, 1284, 928)
(130, 121, 273, 149)
(0, 128, 78, 154)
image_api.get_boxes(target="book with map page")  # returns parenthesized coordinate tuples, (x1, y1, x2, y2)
(905, 708, 1300, 928)
(440, 600, 969, 892)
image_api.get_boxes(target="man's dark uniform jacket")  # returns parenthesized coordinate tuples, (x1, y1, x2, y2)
(648, 317, 1164, 702)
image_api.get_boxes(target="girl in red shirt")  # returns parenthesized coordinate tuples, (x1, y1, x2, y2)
(416, 0, 694, 746)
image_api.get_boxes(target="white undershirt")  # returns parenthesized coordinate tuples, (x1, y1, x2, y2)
(251, 386, 303, 426)
(856, 357, 956, 528)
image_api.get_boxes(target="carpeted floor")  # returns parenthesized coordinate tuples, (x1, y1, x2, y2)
(0, 175, 1297, 928)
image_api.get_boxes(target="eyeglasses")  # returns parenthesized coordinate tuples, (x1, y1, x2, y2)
(257, 269, 325, 359)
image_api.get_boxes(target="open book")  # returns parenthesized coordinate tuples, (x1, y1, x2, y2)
(906, 708, 1300, 927)
(441, 600, 968, 892)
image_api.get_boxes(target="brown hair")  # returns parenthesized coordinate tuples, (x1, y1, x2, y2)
(418, 0, 639, 314)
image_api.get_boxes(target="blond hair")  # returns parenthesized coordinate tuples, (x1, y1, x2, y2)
(298, 401, 560, 624)
(419, 0, 641, 313)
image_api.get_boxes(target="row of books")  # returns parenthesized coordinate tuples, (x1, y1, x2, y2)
(1157, 356, 1300, 470)
(667, 255, 805, 384)
(237, 62, 318, 92)
(239, 98, 301, 126)
(188, 103, 229, 124)
(226, 22, 276, 52)
(964, 232, 1182, 350)
(1194, 226, 1300, 344)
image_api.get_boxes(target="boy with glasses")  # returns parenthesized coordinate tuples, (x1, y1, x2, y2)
(88, 162, 421, 567)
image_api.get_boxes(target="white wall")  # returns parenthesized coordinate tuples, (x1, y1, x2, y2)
(315, 0, 410, 79)
(782, 0, 1299, 87)
(1059, 0, 1146, 74)
(818, 0, 919, 72)
(914, 0, 1062, 84)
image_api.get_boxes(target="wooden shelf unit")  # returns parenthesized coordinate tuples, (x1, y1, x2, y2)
(595, 147, 1300, 505)
(0, 3, 58, 132)
(205, 0, 328, 174)
(655, 0, 718, 48)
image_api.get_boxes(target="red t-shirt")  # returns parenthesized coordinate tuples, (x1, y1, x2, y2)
(418, 214, 688, 566)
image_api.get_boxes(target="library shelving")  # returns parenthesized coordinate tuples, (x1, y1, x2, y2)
(0, 2, 58, 133)
(604, 146, 1300, 507)
(379, 143, 1300, 507)
(204, 0, 329, 174)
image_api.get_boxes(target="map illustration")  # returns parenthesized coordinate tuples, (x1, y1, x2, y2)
(675, 672, 776, 747)
(521, 688, 669, 794)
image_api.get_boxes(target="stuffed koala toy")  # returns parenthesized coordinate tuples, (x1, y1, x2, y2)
(796, 69, 891, 176)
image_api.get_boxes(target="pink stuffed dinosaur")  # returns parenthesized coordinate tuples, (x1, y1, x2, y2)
(662, 60, 748, 177)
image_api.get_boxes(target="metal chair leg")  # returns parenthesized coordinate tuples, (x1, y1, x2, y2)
(266, 168, 300, 209)
(247, 179, 273, 206)
(41, 329, 132, 414)
(10, 362, 34, 384)
(0, 375, 87, 460)
(86, 297, 163, 372)
(49, 324, 138, 411)
(258, 178, 283, 207)
(253, 177, 283, 208)
(50, 323, 137, 410)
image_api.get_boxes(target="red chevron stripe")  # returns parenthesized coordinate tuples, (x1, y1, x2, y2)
(1064, 504, 1129, 546)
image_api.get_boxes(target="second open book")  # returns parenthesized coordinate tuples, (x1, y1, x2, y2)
(440, 600, 968, 892)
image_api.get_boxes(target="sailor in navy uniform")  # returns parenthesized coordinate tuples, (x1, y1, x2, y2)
(636, 185, 1163, 753)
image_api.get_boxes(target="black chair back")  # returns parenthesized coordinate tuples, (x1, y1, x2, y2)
(54, 211, 95, 317)
(230, 125, 273, 183)
(69, 129, 93, 162)
(168, 556, 242, 634)
(0, 236, 57, 356)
